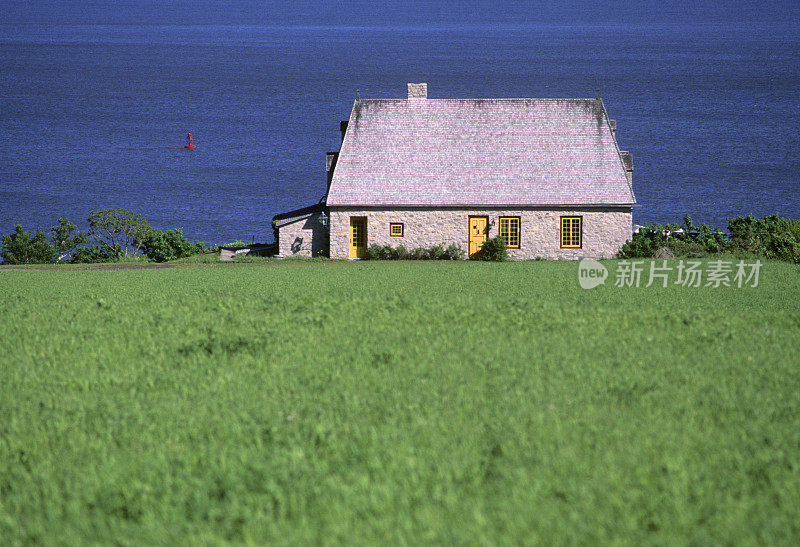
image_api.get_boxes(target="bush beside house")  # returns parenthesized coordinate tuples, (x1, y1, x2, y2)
(365, 243, 466, 260)
(4, 212, 800, 265)
(619, 214, 800, 263)
(1, 208, 210, 265)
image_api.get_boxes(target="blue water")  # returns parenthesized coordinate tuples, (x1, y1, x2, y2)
(2, 3, 799, 244)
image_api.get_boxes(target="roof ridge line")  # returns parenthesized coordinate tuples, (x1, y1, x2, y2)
(358, 97, 599, 102)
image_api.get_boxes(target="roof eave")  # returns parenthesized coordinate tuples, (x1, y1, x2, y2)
(272, 202, 325, 226)
(326, 202, 635, 209)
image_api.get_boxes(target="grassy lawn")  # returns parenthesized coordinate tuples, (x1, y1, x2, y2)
(1, 259, 799, 543)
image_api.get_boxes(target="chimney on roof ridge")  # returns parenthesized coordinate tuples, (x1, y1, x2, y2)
(407, 82, 427, 99)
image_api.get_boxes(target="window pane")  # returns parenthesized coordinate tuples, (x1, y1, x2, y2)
(500, 217, 519, 248)
(510, 218, 519, 247)
(561, 217, 581, 247)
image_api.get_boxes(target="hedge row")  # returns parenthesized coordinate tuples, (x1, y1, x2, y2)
(620, 214, 800, 263)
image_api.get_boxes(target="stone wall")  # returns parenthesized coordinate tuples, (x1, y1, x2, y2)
(328, 207, 631, 260)
(277, 214, 328, 257)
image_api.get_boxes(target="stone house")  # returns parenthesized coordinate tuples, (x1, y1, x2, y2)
(272, 202, 327, 258)
(274, 83, 635, 259)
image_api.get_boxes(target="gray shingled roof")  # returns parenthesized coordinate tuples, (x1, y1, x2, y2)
(326, 97, 635, 207)
(272, 202, 324, 228)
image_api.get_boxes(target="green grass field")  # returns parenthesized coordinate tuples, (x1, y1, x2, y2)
(1, 259, 799, 543)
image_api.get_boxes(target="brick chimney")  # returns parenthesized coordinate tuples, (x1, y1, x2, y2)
(407, 82, 427, 99)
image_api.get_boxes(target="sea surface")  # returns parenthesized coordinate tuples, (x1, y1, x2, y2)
(2, 3, 799, 244)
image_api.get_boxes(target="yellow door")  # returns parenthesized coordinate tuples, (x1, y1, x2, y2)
(349, 217, 367, 258)
(469, 216, 488, 259)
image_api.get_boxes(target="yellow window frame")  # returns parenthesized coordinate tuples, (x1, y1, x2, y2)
(561, 216, 582, 248)
(390, 223, 404, 237)
(499, 217, 520, 248)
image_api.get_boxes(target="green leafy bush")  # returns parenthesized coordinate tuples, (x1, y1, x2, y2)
(443, 244, 465, 260)
(409, 246, 429, 260)
(366, 243, 465, 260)
(478, 236, 508, 261)
(1, 209, 222, 265)
(366, 244, 394, 260)
(1, 225, 56, 264)
(426, 244, 446, 260)
(69, 243, 123, 263)
(142, 228, 206, 262)
(618, 214, 799, 262)
(393, 245, 409, 260)
(1, 217, 90, 264)
(728, 214, 800, 263)
(618, 228, 726, 259)
(618, 226, 664, 259)
(619, 215, 726, 259)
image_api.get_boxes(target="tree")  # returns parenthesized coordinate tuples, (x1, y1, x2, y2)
(50, 217, 87, 262)
(87, 208, 152, 257)
(1, 225, 56, 264)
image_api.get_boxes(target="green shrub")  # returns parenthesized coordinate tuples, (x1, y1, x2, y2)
(619, 216, 727, 259)
(142, 228, 206, 262)
(366, 243, 464, 260)
(70, 243, 122, 264)
(443, 244, 465, 260)
(366, 244, 393, 260)
(478, 236, 508, 261)
(411, 244, 465, 260)
(728, 214, 800, 263)
(658, 238, 707, 258)
(393, 245, 409, 260)
(1, 210, 222, 265)
(689, 222, 728, 253)
(618, 230, 659, 259)
(1, 217, 88, 264)
(426, 244, 446, 260)
(619, 214, 799, 263)
(409, 246, 428, 260)
(1, 225, 56, 264)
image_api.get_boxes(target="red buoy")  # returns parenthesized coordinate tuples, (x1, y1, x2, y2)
(184, 133, 196, 149)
